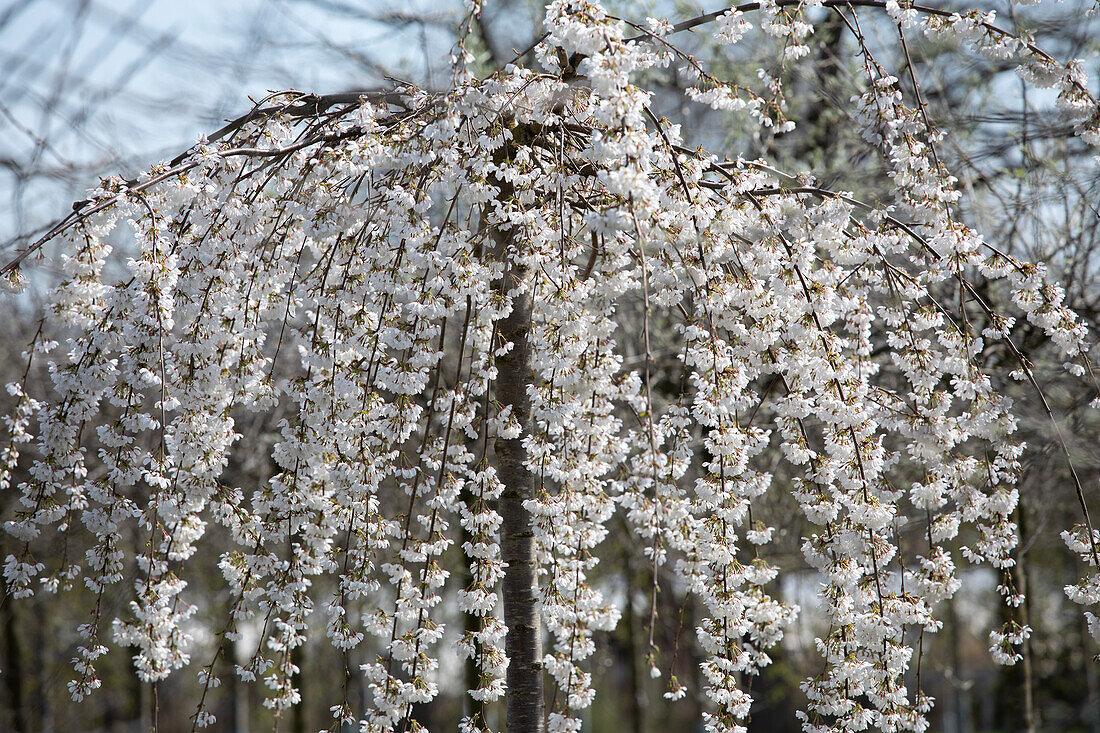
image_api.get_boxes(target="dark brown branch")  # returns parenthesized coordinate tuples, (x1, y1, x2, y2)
(0, 89, 427, 277)
(624, 0, 1098, 105)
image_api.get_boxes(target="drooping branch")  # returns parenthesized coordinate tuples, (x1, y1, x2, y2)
(0, 89, 430, 278)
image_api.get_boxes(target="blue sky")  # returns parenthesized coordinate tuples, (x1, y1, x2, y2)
(0, 0, 463, 247)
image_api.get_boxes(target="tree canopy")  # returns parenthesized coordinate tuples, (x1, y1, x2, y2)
(2, 1, 1100, 732)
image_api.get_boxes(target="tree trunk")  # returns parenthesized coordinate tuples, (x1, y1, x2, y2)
(622, 548, 643, 733)
(1085, 612, 1100, 733)
(947, 597, 970, 733)
(461, 508, 487, 726)
(1014, 506, 1035, 733)
(494, 225, 544, 733)
(0, 576, 26, 732)
(291, 644, 306, 733)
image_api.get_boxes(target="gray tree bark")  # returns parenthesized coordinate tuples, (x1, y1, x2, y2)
(491, 138, 545, 731)
(496, 253, 544, 733)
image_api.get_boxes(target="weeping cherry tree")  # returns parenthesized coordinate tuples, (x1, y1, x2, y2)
(2, 0, 1100, 731)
